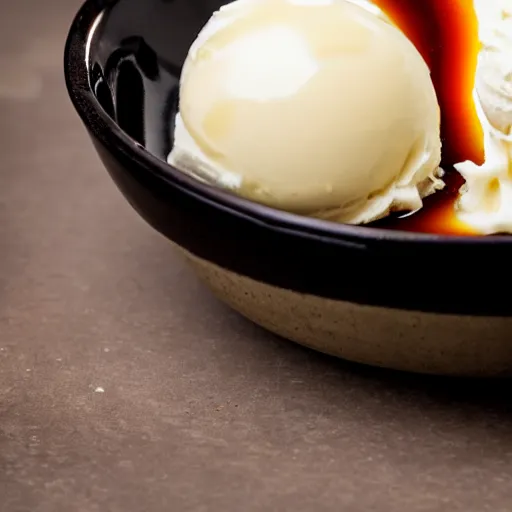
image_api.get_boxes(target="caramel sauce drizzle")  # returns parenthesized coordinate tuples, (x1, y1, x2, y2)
(370, 0, 484, 235)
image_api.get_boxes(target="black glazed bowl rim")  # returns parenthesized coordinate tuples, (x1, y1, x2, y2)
(64, 0, 512, 249)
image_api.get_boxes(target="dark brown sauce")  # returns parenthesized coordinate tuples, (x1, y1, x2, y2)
(367, 0, 484, 235)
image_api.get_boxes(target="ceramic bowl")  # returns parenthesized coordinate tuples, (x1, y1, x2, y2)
(64, 0, 512, 376)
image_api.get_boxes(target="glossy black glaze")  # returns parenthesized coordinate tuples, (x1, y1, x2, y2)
(65, 0, 512, 316)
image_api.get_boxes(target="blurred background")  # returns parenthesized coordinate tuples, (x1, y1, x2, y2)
(1, 1, 512, 511)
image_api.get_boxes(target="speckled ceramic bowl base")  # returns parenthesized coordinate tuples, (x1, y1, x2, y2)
(181, 248, 512, 377)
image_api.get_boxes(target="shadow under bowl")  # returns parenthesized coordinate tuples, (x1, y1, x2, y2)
(64, 0, 512, 377)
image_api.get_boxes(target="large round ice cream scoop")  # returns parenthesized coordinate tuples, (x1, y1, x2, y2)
(168, 0, 444, 224)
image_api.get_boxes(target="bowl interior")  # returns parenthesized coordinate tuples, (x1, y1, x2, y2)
(74, 0, 512, 253)
(88, 0, 231, 163)
(84, 0, 490, 243)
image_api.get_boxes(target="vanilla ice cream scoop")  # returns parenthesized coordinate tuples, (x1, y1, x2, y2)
(454, 0, 512, 234)
(168, 0, 444, 224)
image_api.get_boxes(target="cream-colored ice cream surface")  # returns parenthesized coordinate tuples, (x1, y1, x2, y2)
(455, 0, 512, 234)
(168, 0, 444, 225)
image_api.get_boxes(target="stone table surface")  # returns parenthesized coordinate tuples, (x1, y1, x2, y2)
(1, 1, 512, 511)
